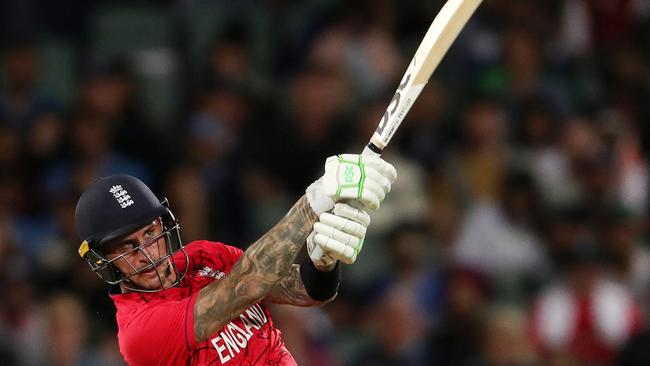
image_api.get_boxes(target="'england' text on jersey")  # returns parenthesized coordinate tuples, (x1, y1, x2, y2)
(210, 303, 269, 364)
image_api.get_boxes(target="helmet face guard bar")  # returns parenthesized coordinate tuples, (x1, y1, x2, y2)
(79, 209, 189, 293)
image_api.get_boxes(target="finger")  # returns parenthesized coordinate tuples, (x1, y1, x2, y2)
(365, 168, 392, 194)
(338, 254, 355, 265)
(362, 178, 386, 202)
(310, 246, 325, 262)
(313, 251, 336, 268)
(321, 253, 337, 265)
(314, 234, 355, 262)
(314, 223, 362, 250)
(363, 156, 397, 183)
(307, 232, 324, 262)
(332, 203, 371, 227)
(320, 244, 354, 265)
(319, 212, 367, 237)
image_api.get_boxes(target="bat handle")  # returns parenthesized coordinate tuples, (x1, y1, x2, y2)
(309, 143, 383, 263)
(362, 142, 383, 157)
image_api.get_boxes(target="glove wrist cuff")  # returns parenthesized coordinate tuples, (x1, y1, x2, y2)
(306, 180, 334, 215)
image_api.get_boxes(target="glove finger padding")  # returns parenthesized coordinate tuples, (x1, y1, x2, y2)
(361, 178, 386, 203)
(319, 212, 367, 238)
(333, 202, 371, 225)
(332, 202, 371, 226)
(307, 232, 338, 267)
(313, 223, 362, 251)
(338, 188, 381, 211)
(363, 156, 397, 184)
(365, 168, 393, 194)
(313, 234, 357, 264)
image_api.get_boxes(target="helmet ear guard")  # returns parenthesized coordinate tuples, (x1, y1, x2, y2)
(79, 239, 122, 283)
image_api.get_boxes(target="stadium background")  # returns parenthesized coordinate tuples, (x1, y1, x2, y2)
(1, 0, 650, 365)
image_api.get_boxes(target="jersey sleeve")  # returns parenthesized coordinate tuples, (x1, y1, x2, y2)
(119, 295, 199, 365)
(222, 243, 244, 267)
(184, 240, 244, 271)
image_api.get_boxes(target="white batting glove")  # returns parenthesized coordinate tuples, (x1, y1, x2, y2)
(307, 203, 371, 269)
(306, 154, 397, 215)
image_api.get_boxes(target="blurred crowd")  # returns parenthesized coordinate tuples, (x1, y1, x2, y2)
(1, 0, 650, 365)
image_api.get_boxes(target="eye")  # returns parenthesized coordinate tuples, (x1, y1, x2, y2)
(143, 229, 154, 239)
(120, 242, 136, 251)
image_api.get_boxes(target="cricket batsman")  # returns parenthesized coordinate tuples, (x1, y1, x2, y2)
(75, 154, 396, 365)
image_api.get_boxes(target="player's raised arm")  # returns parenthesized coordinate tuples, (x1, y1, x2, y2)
(192, 154, 396, 343)
(265, 202, 372, 306)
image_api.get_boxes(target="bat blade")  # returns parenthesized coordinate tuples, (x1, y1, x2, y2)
(366, 0, 483, 155)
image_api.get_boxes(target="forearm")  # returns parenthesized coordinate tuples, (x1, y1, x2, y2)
(194, 195, 318, 343)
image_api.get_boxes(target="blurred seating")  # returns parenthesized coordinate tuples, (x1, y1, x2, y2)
(90, 4, 179, 126)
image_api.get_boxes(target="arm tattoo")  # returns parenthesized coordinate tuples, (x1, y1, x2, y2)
(193, 195, 318, 343)
(265, 264, 327, 306)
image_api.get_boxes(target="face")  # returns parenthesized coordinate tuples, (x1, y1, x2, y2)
(104, 219, 177, 291)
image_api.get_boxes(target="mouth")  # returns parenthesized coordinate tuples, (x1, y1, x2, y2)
(139, 262, 169, 277)
(138, 263, 160, 276)
(128, 261, 176, 289)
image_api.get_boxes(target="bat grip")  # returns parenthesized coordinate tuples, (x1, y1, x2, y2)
(309, 143, 382, 263)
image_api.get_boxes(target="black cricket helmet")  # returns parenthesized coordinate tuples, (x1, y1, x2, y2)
(75, 175, 188, 292)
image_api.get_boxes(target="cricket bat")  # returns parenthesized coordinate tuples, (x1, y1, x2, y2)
(311, 0, 483, 261)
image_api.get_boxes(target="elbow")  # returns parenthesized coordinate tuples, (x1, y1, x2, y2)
(241, 280, 276, 302)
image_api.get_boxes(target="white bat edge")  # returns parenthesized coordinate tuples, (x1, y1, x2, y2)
(413, 0, 483, 84)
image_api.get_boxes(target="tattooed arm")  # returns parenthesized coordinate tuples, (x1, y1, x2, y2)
(193, 195, 318, 343)
(192, 154, 396, 343)
(264, 264, 332, 306)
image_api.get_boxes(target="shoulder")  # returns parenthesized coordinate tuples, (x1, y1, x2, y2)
(175, 240, 244, 272)
(182, 240, 244, 259)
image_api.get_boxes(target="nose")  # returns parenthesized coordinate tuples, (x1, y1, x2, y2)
(131, 240, 158, 268)
(121, 249, 148, 273)
(133, 247, 152, 266)
(143, 243, 160, 263)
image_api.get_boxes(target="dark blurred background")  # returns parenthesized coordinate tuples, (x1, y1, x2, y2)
(1, 0, 650, 365)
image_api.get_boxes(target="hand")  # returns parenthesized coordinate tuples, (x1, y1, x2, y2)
(306, 154, 397, 215)
(307, 202, 371, 270)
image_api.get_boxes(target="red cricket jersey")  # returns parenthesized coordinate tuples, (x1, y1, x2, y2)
(110, 240, 297, 365)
